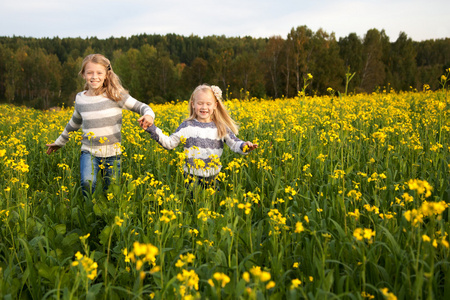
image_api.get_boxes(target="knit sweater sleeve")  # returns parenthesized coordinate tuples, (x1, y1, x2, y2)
(224, 130, 246, 155)
(122, 95, 155, 119)
(54, 108, 82, 147)
(145, 123, 182, 150)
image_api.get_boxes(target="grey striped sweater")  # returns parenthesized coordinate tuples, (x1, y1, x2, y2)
(146, 119, 246, 177)
(54, 92, 155, 157)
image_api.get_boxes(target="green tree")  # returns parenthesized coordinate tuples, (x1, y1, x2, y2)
(60, 55, 83, 107)
(339, 33, 363, 93)
(138, 44, 159, 101)
(209, 47, 234, 96)
(181, 57, 209, 92)
(287, 26, 313, 96)
(360, 29, 386, 92)
(232, 51, 262, 98)
(309, 28, 345, 94)
(387, 32, 417, 91)
(114, 48, 145, 100)
(415, 38, 450, 90)
(262, 36, 284, 98)
(156, 52, 177, 102)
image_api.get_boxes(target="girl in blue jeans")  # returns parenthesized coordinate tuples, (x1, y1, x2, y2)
(46, 54, 155, 196)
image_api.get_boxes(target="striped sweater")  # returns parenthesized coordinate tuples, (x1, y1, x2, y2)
(146, 119, 247, 177)
(54, 92, 155, 157)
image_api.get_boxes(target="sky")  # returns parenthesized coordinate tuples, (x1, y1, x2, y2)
(0, 0, 448, 42)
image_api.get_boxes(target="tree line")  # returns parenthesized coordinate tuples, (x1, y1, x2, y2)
(0, 26, 449, 109)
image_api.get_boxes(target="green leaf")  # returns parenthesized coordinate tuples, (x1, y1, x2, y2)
(86, 283, 103, 300)
(99, 225, 111, 245)
(54, 224, 67, 235)
(62, 232, 79, 247)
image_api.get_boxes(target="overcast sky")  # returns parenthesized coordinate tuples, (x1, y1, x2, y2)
(0, 0, 448, 42)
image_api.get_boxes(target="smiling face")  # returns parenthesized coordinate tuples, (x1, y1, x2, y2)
(192, 90, 217, 122)
(82, 62, 107, 95)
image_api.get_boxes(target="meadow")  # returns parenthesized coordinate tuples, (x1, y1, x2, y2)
(0, 85, 449, 299)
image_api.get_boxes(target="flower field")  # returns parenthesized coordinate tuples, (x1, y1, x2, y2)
(0, 89, 449, 299)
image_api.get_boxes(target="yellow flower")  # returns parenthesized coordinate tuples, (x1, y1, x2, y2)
(432, 239, 438, 248)
(72, 251, 98, 281)
(242, 272, 250, 282)
(361, 291, 375, 299)
(160, 209, 177, 223)
(282, 152, 293, 162)
(208, 279, 214, 287)
(363, 228, 376, 240)
(250, 266, 261, 277)
(86, 131, 96, 140)
(266, 280, 276, 289)
(177, 269, 199, 291)
(259, 271, 271, 282)
(291, 278, 302, 289)
(294, 221, 304, 233)
(79, 233, 90, 242)
(353, 228, 375, 242)
(128, 241, 159, 270)
(380, 287, 397, 300)
(407, 179, 433, 198)
(115, 216, 124, 227)
(189, 229, 199, 236)
(213, 272, 230, 288)
(348, 209, 360, 219)
(222, 226, 233, 236)
(285, 186, 297, 196)
(122, 248, 131, 262)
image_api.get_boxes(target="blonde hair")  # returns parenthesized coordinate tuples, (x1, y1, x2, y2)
(187, 84, 239, 138)
(79, 54, 128, 102)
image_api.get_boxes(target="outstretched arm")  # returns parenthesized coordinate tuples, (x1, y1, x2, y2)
(46, 143, 61, 155)
(123, 96, 155, 129)
(45, 107, 81, 155)
(225, 130, 258, 155)
(144, 123, 182, 150)
(242, 141, 258, 153)
(138, 115, 154, 130)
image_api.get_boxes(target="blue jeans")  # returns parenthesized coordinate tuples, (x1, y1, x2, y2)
(80, 151, 121, 196)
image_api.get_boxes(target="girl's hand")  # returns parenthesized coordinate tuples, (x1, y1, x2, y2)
(46, 143, 61, 155)
(138, 115, 154, 129)
(243, 141, 258, 152)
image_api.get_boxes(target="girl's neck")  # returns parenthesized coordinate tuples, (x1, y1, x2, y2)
(196, 118, 214, 123)
(84, 89, 99, 96)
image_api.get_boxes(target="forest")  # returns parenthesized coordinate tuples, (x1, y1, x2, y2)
(0, 25, 449, 109)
